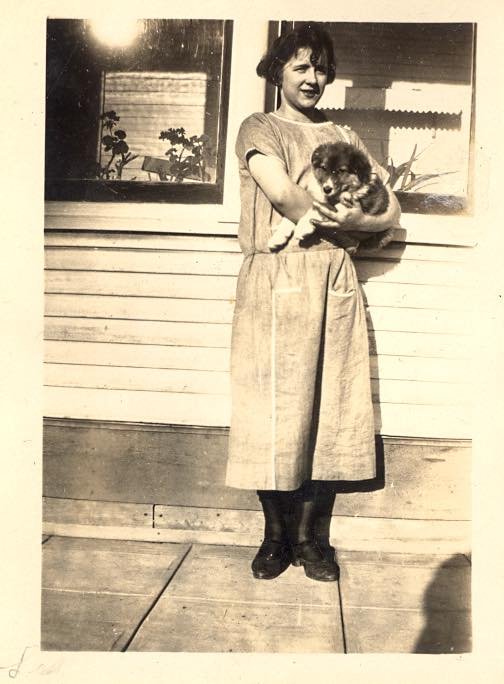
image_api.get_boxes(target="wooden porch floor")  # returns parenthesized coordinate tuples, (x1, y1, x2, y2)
(41, 535, 471, 653)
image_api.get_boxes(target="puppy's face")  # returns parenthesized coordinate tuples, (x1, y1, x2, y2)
(311, 143, 372, 205)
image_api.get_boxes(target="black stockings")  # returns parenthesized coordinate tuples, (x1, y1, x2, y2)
(289, 480, 320, 544)
(257, 489, 289, 541)
(257, 481, 320, 544)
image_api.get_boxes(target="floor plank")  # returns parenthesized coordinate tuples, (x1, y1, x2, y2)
(41, 537, 190, 651)
(128, 544, 344, 653)
(42, 590, 148, 651)
(40, 537, 472, 653)
(338, 550, 471, 653)
(129, 597, 341, 653)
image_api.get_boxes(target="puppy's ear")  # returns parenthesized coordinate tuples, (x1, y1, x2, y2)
(350, 148, 372, 182)
(312, 144, 331, 167)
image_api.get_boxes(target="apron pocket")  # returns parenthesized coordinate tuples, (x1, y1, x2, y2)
(327, 285, 357, 322)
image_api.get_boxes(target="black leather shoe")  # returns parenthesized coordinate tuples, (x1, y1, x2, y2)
(291, 540, 340, 582)
(251, 539, 292, 579)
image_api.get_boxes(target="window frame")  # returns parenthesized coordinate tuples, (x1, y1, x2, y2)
(44, 19, 233, 205)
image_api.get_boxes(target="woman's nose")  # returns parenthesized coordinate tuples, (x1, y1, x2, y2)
(305, 67, 317, 83)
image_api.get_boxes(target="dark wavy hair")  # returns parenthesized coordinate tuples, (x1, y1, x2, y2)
(256, 23, 337, 87)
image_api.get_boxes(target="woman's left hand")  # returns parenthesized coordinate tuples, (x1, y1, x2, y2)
(311, 199, 367, 231)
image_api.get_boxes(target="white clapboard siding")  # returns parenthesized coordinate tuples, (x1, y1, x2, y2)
(45, 364, 230, 396)
(44, 317, 470, 359)
(369, 379, 470, 406)
(45, 247, 469, 287)
(44, 341, 231, 372)
(44, 386, 471, 439)
(362, 282, 468, 311)
(45, 294, 468, 335)
(45, 271, 469, 312)
(365, 308, 468, 336)
(43, 340, 467, 385)
(370, 355, 467, 384)
(45, 294, 235, 324)
(45, 386, 231, 427)
(45, 318, 230, 348)
(45, 271, 237, 300)
(44, 232, 472, 262)
(106, 92, 206, 106)
(105, 72, 208, 92)
(43, 233, 473, 438)
(45, 249, 243, 277)
(44, 363, 470, 407)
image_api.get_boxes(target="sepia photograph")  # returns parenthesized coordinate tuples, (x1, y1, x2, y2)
(3, 1, 504, 680)
(40, 16, 473, 654)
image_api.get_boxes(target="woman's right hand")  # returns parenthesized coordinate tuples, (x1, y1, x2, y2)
(311, 199, 366, 231)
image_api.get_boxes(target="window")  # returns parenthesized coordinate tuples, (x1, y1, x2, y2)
(45, 19, 232, 203)
(286, 21, 476, 215)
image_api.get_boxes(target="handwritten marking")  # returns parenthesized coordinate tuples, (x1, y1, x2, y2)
(0, 646, 61, 678)
(0, 646, 29, 678)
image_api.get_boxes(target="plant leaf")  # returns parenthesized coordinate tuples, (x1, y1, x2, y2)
(399, 145, 418, 191)
(401, 171, 457, 192)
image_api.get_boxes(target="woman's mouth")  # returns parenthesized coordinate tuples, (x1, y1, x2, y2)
(301, 89, 319, 98)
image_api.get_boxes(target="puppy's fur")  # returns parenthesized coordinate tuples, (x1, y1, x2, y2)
(268, 142, 395, 253)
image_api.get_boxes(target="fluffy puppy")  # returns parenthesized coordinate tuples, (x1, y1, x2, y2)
(312, 142, 389, 213)
(268, 142, 395, 254)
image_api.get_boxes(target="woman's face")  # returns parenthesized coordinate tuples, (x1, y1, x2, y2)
(279, 47, 329, 113)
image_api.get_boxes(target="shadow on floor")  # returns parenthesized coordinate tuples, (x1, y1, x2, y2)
(414, 554, 472, 653)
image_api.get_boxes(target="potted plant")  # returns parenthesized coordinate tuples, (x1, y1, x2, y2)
(142, 127, 214, 182)
(98, 110, 138, 180)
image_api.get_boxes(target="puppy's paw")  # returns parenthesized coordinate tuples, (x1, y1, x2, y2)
(294, 226, 316, 242)
(339, 191, 355, 208)
(268, 233, 289, 251)
(294, 214, 316, 241)
(351, 184, 371, 201)
(268, 217, 294, 251)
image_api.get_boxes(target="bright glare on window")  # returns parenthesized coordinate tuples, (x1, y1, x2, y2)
(87, 18, 145, 48)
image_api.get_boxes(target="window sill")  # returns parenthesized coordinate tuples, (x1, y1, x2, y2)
(44, 200, 240, 235)
(45, 200, 478, 247)
(45, 179, 224, 204)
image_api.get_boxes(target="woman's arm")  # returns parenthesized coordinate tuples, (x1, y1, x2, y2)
(312, 184, 401, 233)
(247, 152, 313, 222)
(248, 149, 401, 233)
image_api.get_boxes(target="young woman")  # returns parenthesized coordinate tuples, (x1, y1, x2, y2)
(226, 24, 401, 581)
